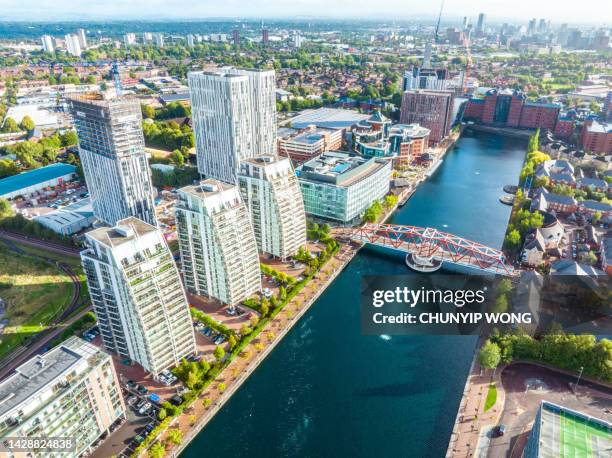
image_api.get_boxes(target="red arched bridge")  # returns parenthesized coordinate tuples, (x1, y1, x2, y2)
(338, 224, 514, 276)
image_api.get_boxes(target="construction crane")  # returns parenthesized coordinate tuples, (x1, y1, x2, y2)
(111, 60, 122, 96)
(424, 0, 445, 67)
(434, 0, 445, 44)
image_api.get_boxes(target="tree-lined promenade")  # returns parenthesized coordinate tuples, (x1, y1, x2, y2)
(137, 240, 359, 458)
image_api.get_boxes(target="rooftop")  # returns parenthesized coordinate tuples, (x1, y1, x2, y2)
(86, 216, 158, 247)
(0, 163, 77, 197)
(585, 120, 612, 134)
(534, 401, 611, 457)
(289, 108, 370, 129)
(297, 151, 388, 187)
(0, 337, 100, 419)
(289, 127, 339, 144)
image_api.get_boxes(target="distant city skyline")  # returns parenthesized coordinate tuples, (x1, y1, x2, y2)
(2, 0, 611, 25)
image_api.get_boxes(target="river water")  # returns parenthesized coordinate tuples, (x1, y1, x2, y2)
(181, 130, 527, 458)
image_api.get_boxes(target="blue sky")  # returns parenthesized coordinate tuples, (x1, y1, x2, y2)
(1, 0, 610, 24)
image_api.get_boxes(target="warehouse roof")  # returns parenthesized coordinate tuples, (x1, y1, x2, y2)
(0, 163, 77, 197)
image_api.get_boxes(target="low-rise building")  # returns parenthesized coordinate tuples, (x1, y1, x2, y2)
(0, 163, 77, 200)
(579, 200, 612, 220)
(278, 125, 343, 164)
(601, 236, 612, 276)
(355, 123, 430, 168)
(34, 197, 95, 236)
(296, 151, 391, 224)
(0, 337, 125, 456)
(288, 107, 370, 130)
(531, 189, 578, 214)
(524, 401, 611, 458)
(577, 177, 608, 193)
(176, 179, 261, 305)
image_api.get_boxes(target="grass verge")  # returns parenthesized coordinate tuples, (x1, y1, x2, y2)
(484, 383, 497, 412)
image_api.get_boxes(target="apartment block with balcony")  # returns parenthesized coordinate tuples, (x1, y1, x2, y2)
(176, 179, 261, 305)
(68, 94, 156, 227)
(80, 217, 195, 375)
(0, 337, 125, 457)
(238, 156, 307, 260)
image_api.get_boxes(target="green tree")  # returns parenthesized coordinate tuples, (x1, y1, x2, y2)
(186, 370, 198, 389)
(20, 116, 35, 132)
(478, 340, 502, 374)
(384, 194, 398, 209)
(0, 159, 18, 178)
(60, 130, 78, 147)
(157, 407, 167, 420)
(1, 117, 19, 133)
(148, 442, 166, 458)
(142, 104, 156, 119)
(202, 397, 212, 409)
(170, 150, 185, 167)
(0, 198, 14, 219)
(167, 428, 182, 445)
(198, 358, 211, 374)
(497, 279, 513, 296)
(227, 334, 237, 350)
(213, 345, 225, 361)
(592, 211, 602, 224)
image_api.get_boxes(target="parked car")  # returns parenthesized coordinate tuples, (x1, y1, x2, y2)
(492, 425, 506, 437)
(138, 402, 152, 415)
(133, 435, 145, 445)
(136, 384, 148, 395)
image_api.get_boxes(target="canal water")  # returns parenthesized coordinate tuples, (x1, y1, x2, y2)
(181, 131, 527, 458)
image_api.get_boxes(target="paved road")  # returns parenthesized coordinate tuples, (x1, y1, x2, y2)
(487, 362, 612, 458)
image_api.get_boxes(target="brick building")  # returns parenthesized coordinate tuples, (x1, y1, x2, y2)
(463, 88, 561, 132)
(554, 116, 575, 139)
(580, 120, 612, 154)
(400, 89, 454, 144)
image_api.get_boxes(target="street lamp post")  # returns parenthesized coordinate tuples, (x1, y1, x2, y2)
(575, 366, 584, 393)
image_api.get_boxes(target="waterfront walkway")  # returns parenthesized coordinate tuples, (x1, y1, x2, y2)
(139, 131, 463, 457)
(155, 242, 360, 457)
(446, 359, 506, 458)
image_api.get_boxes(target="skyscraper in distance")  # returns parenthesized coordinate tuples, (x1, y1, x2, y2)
(41, 34, 54, 53)
(69, 94, 156, 226)
(476, 13, 486, 35)
(77, 28, 87, 49)
(65, 33, 82, 56)
(188, 68, 277, 183)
